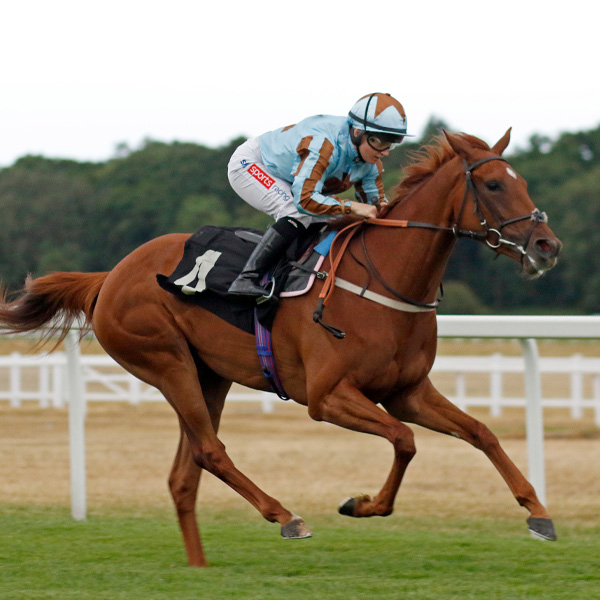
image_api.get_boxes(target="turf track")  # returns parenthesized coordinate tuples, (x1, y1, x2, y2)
(2, 506, 599, 600)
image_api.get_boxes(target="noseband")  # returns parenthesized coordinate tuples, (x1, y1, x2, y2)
(455, 156, 548, 256)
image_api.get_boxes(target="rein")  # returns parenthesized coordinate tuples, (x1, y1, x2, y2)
(313, 155, 549, 338)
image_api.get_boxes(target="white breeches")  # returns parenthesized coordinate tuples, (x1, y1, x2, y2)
(227, 138, 324, 226)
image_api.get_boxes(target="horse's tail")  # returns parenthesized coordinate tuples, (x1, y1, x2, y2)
(0, 271, 110, 348)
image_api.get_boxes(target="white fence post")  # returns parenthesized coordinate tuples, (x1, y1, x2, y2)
(39, 364, 50, 408)
(490, 353, 503, 417)
(594, 375, 600, 428)
(129, 375, 141, 405)
(9, 352, 21, 408)
(455, 372, 466, 410)
(52, 358, 64, 408)
(519, 338, 546, 506)
(570, 354, 583, 419)
(64, 331, 87, 521)
(261, 392, 275, 413)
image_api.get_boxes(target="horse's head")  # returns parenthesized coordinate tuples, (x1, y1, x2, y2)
(444, 129, 562, 279)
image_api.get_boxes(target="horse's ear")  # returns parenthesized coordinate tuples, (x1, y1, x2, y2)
(492, 128, 512, 155)
(443, 130, 474, 161)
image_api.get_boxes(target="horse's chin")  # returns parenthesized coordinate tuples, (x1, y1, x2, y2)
(521, 253, 557, 280)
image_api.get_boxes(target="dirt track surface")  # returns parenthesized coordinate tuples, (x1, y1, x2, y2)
(1, 401, 599, 524)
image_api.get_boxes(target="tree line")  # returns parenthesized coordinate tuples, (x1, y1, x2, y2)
(1, 118, 598, 314)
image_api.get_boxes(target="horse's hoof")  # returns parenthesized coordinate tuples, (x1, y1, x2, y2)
(338, 497, 356, 517)
(281, 515, 312, 539)
(527, 517, 557, 541)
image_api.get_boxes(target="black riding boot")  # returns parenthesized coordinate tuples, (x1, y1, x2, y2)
(228, 218, 304, 297)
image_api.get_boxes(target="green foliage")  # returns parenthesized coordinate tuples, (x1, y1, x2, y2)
(174, 193, 230, 230)
(508, 130, 600, 314)
(0, 160, 98, 285)
(437, 281, 488, 314)
(420, 115, 452, 144)
(0, 123, 598, 313)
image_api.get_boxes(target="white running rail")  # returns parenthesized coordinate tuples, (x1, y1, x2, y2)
(3, 315, 600, 519)
(1, 351, 599, 422)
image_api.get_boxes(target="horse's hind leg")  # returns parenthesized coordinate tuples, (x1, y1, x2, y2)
(169, 424, 205, 566)
(107, 337, 311, 543)
(168, 368, 230, 567)
(385, 377, 556, 541)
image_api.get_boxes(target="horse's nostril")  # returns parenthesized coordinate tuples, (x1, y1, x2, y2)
(535, 239, 559, 257)
(537, 240, 552, 254)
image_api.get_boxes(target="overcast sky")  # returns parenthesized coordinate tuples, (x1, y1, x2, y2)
(1, 0, 598, 168)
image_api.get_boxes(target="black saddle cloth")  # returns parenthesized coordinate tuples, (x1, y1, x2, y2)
(157, 224, 329, 334)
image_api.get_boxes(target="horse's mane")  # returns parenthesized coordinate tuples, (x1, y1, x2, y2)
(388, 133, 491, 206)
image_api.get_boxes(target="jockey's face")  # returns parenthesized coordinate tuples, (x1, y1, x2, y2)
(357, 132, 390, 163)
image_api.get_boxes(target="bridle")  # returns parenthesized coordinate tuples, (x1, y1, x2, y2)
(360, 155, 549, 269)
(313, 155, 550, 338)
(454, 156, 548, 257)
(366, 156, 548, 254)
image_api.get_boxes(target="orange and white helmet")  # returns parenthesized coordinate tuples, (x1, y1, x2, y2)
(348, 92, 412, 142)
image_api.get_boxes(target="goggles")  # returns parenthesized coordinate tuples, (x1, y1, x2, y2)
(366, 134, 404, 152)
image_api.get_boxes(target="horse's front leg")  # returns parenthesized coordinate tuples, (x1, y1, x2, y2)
(308, 378, 416, 518)
(383, 377, 556, 541)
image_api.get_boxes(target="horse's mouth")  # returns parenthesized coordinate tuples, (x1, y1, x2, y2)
(519, 236, 561, 279)
(522, 251, 559, 280)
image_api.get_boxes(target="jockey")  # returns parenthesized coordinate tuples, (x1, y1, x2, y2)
(227, 92, 411, 297)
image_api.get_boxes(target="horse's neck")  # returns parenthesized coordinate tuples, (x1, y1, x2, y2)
(369, 162, 461, 303)
(389, 158, 460, 225)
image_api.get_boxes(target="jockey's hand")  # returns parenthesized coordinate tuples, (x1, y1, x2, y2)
(348, 201, 377, 220)
(377, 198, 391, 217)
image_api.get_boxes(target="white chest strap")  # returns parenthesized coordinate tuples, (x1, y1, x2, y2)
(334, 277, 436, 313)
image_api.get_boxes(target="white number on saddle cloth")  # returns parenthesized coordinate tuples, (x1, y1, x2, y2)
(173, 250, 222, 294)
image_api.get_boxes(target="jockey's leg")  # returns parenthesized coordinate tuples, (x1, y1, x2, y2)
(226, 138, 312, 296)
(228, 217, 304, 296)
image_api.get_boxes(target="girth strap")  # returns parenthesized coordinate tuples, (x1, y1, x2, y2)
(254, 308, 290, 400)
(335, 278, 436, 313)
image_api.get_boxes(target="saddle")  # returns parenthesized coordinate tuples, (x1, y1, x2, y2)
(157, 224, 334, 335)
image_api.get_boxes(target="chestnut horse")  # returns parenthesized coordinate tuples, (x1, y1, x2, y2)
(0, 130, 561, 566)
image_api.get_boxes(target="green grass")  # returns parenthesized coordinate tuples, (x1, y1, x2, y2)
(1, 506, 599, 600)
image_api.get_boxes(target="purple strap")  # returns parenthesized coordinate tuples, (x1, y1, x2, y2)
(254, 308, 290, 400)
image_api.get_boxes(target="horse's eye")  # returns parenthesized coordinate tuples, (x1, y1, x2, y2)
(486, 181, 502, 192)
